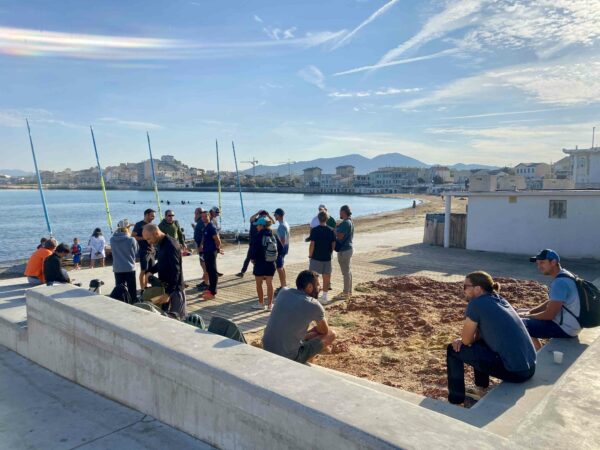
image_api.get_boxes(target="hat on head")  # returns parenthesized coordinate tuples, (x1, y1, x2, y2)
(318, 204, 327, 210)
(258, 209, 268, 216)
(211, 206, 220, 214)
(117, 219, 132, 229)
(254, 217, 268, 226)
(274, 208, 285, 216)
(529, 249, 560, 263)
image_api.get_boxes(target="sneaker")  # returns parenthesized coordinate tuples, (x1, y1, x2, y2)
(251, 302, 266, 310)
(267, 304, 273, 312)
(235, 272, 245, 278)
(274, 287, 282, 297)
(197, 284, 208, 292)
(217, 272, 223, 277)
(196, 281, 208, 288)
(202, 291, 215, 300)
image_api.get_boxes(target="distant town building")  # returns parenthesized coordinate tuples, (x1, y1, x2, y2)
(303, 167, 322, 186)
(563, 146, 600, 189)
(497, 175, 526, 191)
(468, 171, 497, 192)
(335, 165, 355, 178)
(368, 167, 421, 192)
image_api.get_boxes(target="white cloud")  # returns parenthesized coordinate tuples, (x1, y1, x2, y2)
(376, 0, 483, 66)
(329, 87, 421, 98)
(400, 55, 600, 108)
(333, 0, 401, 49)
(442, 107, 566, 120)
(0, 26, 345, 60)
(0, 108, 80, 128)
(298, 65, 325, 89)
(253, 15, 263, 23)
(334, 48, 459, 76)
(99, 118, 163, 130)
(262, 26, 297, 41)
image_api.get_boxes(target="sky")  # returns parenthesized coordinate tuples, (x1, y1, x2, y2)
(1, 0, 600, 171)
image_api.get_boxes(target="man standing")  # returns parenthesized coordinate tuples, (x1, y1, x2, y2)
(309, 211, 336, 304)
(25, 238, 56, 285)
(209, 207, 222, 276)
(158, 209, 186, 249)
(520, 249, 581, 350)
(309, 204, 337, 229)
(192, 207, 209, 291)
(110, 219, 139, 303)
(262, 270, 336, 364)
(43, 243, 71, 284)
(142, 224, 186, 319)
(335, 205, 354, 298)
(132, 208, 156, 291)
(274, 208, 290, 294)
(200, 210, 223, 300)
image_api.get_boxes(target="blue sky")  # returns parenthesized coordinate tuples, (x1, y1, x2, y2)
(1, 0, 600, 171)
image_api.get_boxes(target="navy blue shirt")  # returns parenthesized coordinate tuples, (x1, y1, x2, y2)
(193, 220, 205, 248)
(202, 222, 217, 253)
(466, 293, 536, 372)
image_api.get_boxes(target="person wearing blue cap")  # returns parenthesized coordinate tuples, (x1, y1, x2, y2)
(519, 249, 581, 350)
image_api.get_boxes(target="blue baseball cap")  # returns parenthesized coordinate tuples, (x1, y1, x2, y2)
(529, 249, 560, 263)
(254, 217, 268, 226)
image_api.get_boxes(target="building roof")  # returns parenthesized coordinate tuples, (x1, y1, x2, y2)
(563, 147, 600, 154)
(447, 190, 600, 197)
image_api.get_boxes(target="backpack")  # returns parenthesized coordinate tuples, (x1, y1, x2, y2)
(262, 234, 278, 262)
(109, 283, 133, 304)
(556, 273, 600, 328)
(208, 316, 247, 343)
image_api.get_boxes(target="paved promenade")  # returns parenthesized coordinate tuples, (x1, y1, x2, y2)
(4, 226, 595, 335)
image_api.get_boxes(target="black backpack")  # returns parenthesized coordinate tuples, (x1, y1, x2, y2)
(557, 273, 600, 328)
(208, 316, 247, 343)
(109, 283, 133, 304)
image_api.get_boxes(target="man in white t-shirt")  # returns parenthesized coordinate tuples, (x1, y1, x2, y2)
(520, 249, 581, 350)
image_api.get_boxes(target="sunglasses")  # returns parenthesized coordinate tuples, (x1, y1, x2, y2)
(167, 214, 175, 217)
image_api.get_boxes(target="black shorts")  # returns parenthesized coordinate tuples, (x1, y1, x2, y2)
(139, 253, 155, 272)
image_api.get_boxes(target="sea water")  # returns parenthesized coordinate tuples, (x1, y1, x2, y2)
(0, 189, 416, 262)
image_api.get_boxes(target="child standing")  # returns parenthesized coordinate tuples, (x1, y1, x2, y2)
(72, 238, 82, 270)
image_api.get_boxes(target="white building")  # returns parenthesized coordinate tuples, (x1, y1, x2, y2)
(463, 190, 600, 258)
(563, 147, 600, 189)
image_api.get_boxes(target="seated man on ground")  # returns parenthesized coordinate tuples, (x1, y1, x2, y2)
(44, 243, 71, 284)
(447, 271, 536, 405)
(520, 249, 581, 350)
(262, 270, 336, 363)
(24, 238, 57, 285)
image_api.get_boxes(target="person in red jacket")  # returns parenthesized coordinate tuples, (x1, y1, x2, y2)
(24, 238, 57, 285)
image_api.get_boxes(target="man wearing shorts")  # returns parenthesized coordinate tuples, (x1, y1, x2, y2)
(262, 270, 336, 364)
(274, 208, 290, 295)
(308, 211, 336, 304)
(520, 249, 581, 350)
(132, 208, 156, 290)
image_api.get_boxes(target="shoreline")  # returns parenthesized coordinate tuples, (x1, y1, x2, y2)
(0, 194, 463, 278)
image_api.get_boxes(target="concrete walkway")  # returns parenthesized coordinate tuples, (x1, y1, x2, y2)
(0, 345, 214, 449)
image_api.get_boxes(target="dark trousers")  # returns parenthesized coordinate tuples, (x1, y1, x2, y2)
(240, 246, 251, 273)
(446, 341, 535, 404)
(203, 251, 218, 295)
(114, 271, 137, 304)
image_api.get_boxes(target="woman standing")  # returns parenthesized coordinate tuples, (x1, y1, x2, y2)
(249, 217, 277, 311)
(88, 227, 106, 269)
(335, 205, 354, 298)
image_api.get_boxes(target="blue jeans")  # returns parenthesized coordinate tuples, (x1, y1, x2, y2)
(522, 318, 572, 339)
(446, 341, 535, 404)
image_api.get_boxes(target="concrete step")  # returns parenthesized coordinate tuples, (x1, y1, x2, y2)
(0, 279, 30, 357)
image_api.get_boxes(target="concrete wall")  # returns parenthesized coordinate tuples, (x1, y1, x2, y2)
(24, 285, 509, 450)
(466, 193, 600, 258)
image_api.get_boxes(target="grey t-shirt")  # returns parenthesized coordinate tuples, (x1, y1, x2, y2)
(466, 293, 536, 372)
(262, 288, 325, 360)
(550, 269, 581, 336)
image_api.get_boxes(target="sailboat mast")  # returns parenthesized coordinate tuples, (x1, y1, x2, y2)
(215, 139, 222, 226)
(25, 119, 53, 236)
(146, 132, 162, 218)
(90, 126, 113, 233)
(232, 140, 246, 226)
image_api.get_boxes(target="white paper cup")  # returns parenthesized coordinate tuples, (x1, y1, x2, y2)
(553, 351, 564, 364)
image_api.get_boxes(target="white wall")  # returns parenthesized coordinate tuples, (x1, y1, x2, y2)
(467, 194, 600, 258)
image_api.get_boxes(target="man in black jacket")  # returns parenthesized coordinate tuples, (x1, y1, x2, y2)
(44, 243, 71, 285)
(142, 224, 186, 319)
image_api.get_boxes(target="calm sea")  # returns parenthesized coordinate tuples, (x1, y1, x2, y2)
(0, 189, 416, 262)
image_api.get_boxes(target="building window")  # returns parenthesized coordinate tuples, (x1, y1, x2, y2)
(549, 200, 567, 219)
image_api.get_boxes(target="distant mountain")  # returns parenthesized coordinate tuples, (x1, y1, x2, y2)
(244, 153, 428, 176)
(0, 169, 34, 177)
(449, 163, 500, 171)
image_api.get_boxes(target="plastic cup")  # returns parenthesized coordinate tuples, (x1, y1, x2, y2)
(553, 351, 564, 364)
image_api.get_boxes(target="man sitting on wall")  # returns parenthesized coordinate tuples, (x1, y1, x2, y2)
(519, 249, 581, 350)
(44, 243, 71, 284)
(262, 270, 336, 364)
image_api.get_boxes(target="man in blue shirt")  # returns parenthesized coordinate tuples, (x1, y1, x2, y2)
(520, 249, 581, 350)
(199, 210, 223, 300)
(447, 271, 536, 405)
